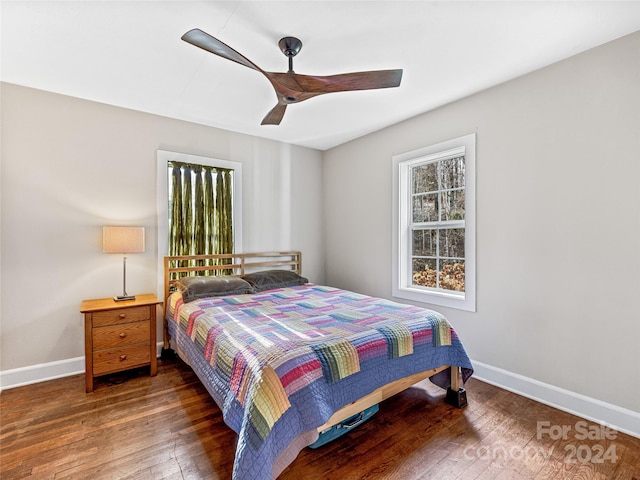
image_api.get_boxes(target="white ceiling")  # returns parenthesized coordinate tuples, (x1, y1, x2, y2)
(2, 1, 639, 151)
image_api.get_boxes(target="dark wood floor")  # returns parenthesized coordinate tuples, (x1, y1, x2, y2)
(1, 358, 639, 480)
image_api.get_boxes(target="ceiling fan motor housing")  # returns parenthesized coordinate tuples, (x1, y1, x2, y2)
(278, 36, 303, 57)
(279, 36, 302, 74)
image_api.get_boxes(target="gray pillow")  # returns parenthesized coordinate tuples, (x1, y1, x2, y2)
(241, 269, 309, 292)
(176, 275, 255, 303)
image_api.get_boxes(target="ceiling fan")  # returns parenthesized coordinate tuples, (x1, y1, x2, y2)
(181, 29, 403, 126)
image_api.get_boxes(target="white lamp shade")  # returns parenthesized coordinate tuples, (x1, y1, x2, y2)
(103, 226, 145, 254)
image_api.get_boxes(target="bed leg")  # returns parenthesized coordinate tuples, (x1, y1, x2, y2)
(445, 365, 468, 408)
(160, 347, 176, 360)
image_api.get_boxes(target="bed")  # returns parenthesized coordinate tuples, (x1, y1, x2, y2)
(162, 252, 473, 480)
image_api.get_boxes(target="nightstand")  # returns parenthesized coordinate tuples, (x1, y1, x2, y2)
(81, 294, 160, 392)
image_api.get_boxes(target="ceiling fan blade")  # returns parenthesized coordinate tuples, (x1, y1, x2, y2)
(181, 29, 262, 72)
(261, 104, 287, 125)
(290, 69, 403, 94)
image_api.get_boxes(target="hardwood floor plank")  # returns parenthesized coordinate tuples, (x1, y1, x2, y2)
(1, 359, 638, 480)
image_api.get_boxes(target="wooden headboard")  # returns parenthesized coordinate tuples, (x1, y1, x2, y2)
(162, 251, 301, 351)
(163, 251, 302, 304)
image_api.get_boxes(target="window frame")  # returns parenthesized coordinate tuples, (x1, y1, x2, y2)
(156, 150, 242, 296)
(391, 134, 476, 312)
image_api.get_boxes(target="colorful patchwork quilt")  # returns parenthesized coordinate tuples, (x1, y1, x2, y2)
(166, 284, 473, 480)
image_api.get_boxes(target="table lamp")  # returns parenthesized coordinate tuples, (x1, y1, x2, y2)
(103, 226, 145, 301)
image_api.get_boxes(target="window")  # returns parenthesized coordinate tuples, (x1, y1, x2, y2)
(167, 161, 234, 257)
(392, 134, 476, 312)
(156, 151, 242, 291)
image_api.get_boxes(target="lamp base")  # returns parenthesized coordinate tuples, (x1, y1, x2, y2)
(114, 295, 136, 302)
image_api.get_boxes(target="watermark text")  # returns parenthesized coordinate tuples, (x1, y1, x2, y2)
(463, 420, 619, 465)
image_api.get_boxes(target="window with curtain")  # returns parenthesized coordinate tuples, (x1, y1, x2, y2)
(168, 161, 234, 263)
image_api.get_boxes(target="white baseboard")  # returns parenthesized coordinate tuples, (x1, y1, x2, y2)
(0, 343, 167, 391)
(0, 356, 85, 390)
(471, 360, 640, 439)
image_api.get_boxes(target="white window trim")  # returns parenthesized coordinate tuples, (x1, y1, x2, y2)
(391, 134, 476, 312)
(156, 150, 243, 298)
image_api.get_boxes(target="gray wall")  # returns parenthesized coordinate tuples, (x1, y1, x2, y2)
(0, 84, 324, 371)
(323, 32, 640, 413)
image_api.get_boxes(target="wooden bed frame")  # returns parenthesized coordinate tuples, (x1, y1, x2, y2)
(162, 251, 466, 434)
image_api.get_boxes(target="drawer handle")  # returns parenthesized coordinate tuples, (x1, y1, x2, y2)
(119, 313, 126, 319)
(119, 355, 127, 362)
(119, 332, 127, 339)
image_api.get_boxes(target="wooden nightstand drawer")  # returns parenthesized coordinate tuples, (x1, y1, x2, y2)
(92, 320, 150, 350)
(92, 306, 150, 327)
(93, 343, 151, 376)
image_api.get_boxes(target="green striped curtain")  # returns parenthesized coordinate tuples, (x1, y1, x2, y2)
(168, 161, 234, 266)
